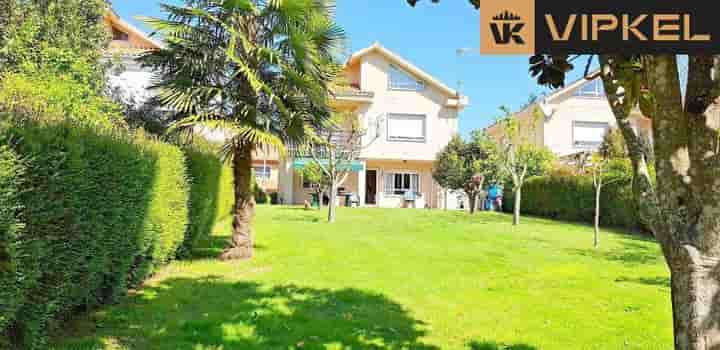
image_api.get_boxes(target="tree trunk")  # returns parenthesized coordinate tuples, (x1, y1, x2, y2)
(328, 180, 338, 223)
(512, 187, 521, 226)
(594, 184, 601, 248)
(219, 144, 255, 261)
(468, 191, 476, 214)
(669, 250, 720, 350)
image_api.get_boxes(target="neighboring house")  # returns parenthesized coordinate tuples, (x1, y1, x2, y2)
(277, 43, 469, 208)
(104, 11, 163, 108)
(485, 75, 653, 158)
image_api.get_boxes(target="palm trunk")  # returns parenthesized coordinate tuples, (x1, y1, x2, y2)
(512, 187, 521, 226)
(594, 184, 601, 248)
(219, 144, 255, 260)
(670, 256, 720, 350)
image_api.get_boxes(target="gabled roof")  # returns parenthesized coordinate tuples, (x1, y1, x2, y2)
(543, 70, 601, 103)
(346, 42, 461, 99)
(104, 10, 164, 51)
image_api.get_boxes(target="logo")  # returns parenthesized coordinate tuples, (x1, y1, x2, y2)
(480, 0, 535, 54)
(490, 11, 526, 45)
(480, 0, 719, 55)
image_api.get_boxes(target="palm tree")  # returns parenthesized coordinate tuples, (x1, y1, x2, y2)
(140, 0, 345, 260)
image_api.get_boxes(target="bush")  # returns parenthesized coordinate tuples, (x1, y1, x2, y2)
(270, 192, 280, 205)
(0, 71, 125, 129)
(182, 141, 234, 256)
(0, 120, 189, 349)
(503, 172, 641, 230)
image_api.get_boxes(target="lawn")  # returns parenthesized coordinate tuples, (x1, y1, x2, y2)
(52, 206, 672, 350)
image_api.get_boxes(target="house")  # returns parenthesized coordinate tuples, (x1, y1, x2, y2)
(485, 75, 653, 158)
(276, 43, 469, 208)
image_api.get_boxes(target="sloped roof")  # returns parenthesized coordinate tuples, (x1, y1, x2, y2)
(346, 42, 461, 99)
(104, 10, 164, 51)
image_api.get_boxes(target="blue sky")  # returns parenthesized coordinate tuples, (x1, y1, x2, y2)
(113, 0, 584, 134)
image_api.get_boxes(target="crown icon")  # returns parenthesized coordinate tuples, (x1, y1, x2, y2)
(492, 11, 522, 21)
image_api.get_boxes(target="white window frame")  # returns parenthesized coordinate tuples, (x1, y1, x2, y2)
(386, 114, 427, 143)
(253, 165, 272, 180)
(383, 171, 421, 196)
(388, 64, 425, 91)
(574, 79, 604, 98)
(572, 121, 609, 148)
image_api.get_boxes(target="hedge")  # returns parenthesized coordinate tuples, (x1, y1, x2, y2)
(503, 174, 641, 230)
(182, 141, 234, 256)
(0, 120, 189, 349)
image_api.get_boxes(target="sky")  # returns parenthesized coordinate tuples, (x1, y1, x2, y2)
(113, 0, 586, 135)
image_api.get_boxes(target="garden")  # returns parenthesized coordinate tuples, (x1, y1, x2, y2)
(52, 206, 672, 350)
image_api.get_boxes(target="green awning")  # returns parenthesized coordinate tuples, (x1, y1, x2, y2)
(293, 158, 365, 172)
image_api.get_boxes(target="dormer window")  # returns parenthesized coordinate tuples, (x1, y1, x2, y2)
(388, 64, 425, 91)
(112, 27, 129, 41)
(574, 79, 604, 98)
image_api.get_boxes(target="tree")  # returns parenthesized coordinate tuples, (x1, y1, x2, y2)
(409, 2, 720, 347)
(141, 0, 344, 260)
(586, 154, 630, 248)
(0, 0, 108, 81)
(299, 162, 331, 209)
(495, 106, 554, 225)
(433, 132, 501, 214)
(306, 111, 374, 223)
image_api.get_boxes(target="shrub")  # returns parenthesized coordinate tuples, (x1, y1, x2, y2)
(182, 141, 234, 256)
(0, 71, 125, 129)
(503, 172, 641, 230)
(0, 120, 189, 349)
(270, 192, 280, 205)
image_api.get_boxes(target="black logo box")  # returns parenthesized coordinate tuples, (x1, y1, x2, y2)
(534, 0, 720, 54)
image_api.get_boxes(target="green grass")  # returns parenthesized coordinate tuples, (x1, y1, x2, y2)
(52, 207, 672, 350)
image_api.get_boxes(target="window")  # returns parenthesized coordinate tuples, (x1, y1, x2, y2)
(384, 172, 420, 195)
(388, 65, 425, 91)
(573, 121, 609, 148)
(112, 27, 129, 41)
(387, 114, 426, 142)
(254, 166, 271, 180)
(574, 79, 604, 98)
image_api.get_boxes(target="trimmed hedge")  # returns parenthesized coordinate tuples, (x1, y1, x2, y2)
(182, 141, 234, 256)
(503, 174, 641, 230)
(0, 120, 189, 349)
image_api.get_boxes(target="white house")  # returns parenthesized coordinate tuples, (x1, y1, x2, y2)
(277, 43, 469, 209)
(486, 75, 652, 157)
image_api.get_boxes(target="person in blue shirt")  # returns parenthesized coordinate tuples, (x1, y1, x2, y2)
(486, 184, 503, 211)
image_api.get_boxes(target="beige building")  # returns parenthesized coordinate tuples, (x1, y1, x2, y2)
(486, 75, 652, 158)
(278, 43, 468, 208)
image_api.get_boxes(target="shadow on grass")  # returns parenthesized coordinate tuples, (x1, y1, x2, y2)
(468, 340, 538, 350)
(565, 240, 661, 266)
(57, 277, 439, 350)
(615, 276, 670, 289)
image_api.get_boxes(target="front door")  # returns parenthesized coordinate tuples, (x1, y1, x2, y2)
(365, 170, 377, 205)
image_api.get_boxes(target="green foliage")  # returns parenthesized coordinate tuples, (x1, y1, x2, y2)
(141, 0, 346, 156)
(0, 71, 125, 129)
(599, 127, 628, 159)
(503, 164, 642, 230)
(433, 133, 501, 192)
(0, 0, 108, 82)
(300, 162, 331, 189)
(182, 141, 235, 256)
(0, 120, 190, 349)
(513, 144, 555, 179)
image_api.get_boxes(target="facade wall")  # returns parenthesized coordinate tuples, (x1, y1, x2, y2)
(543, 95, 619, 156)
(357, 52, 459, 161)
(367, 159, 440, 209)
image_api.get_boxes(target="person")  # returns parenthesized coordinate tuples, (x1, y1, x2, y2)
(487, 184, 503, 211)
